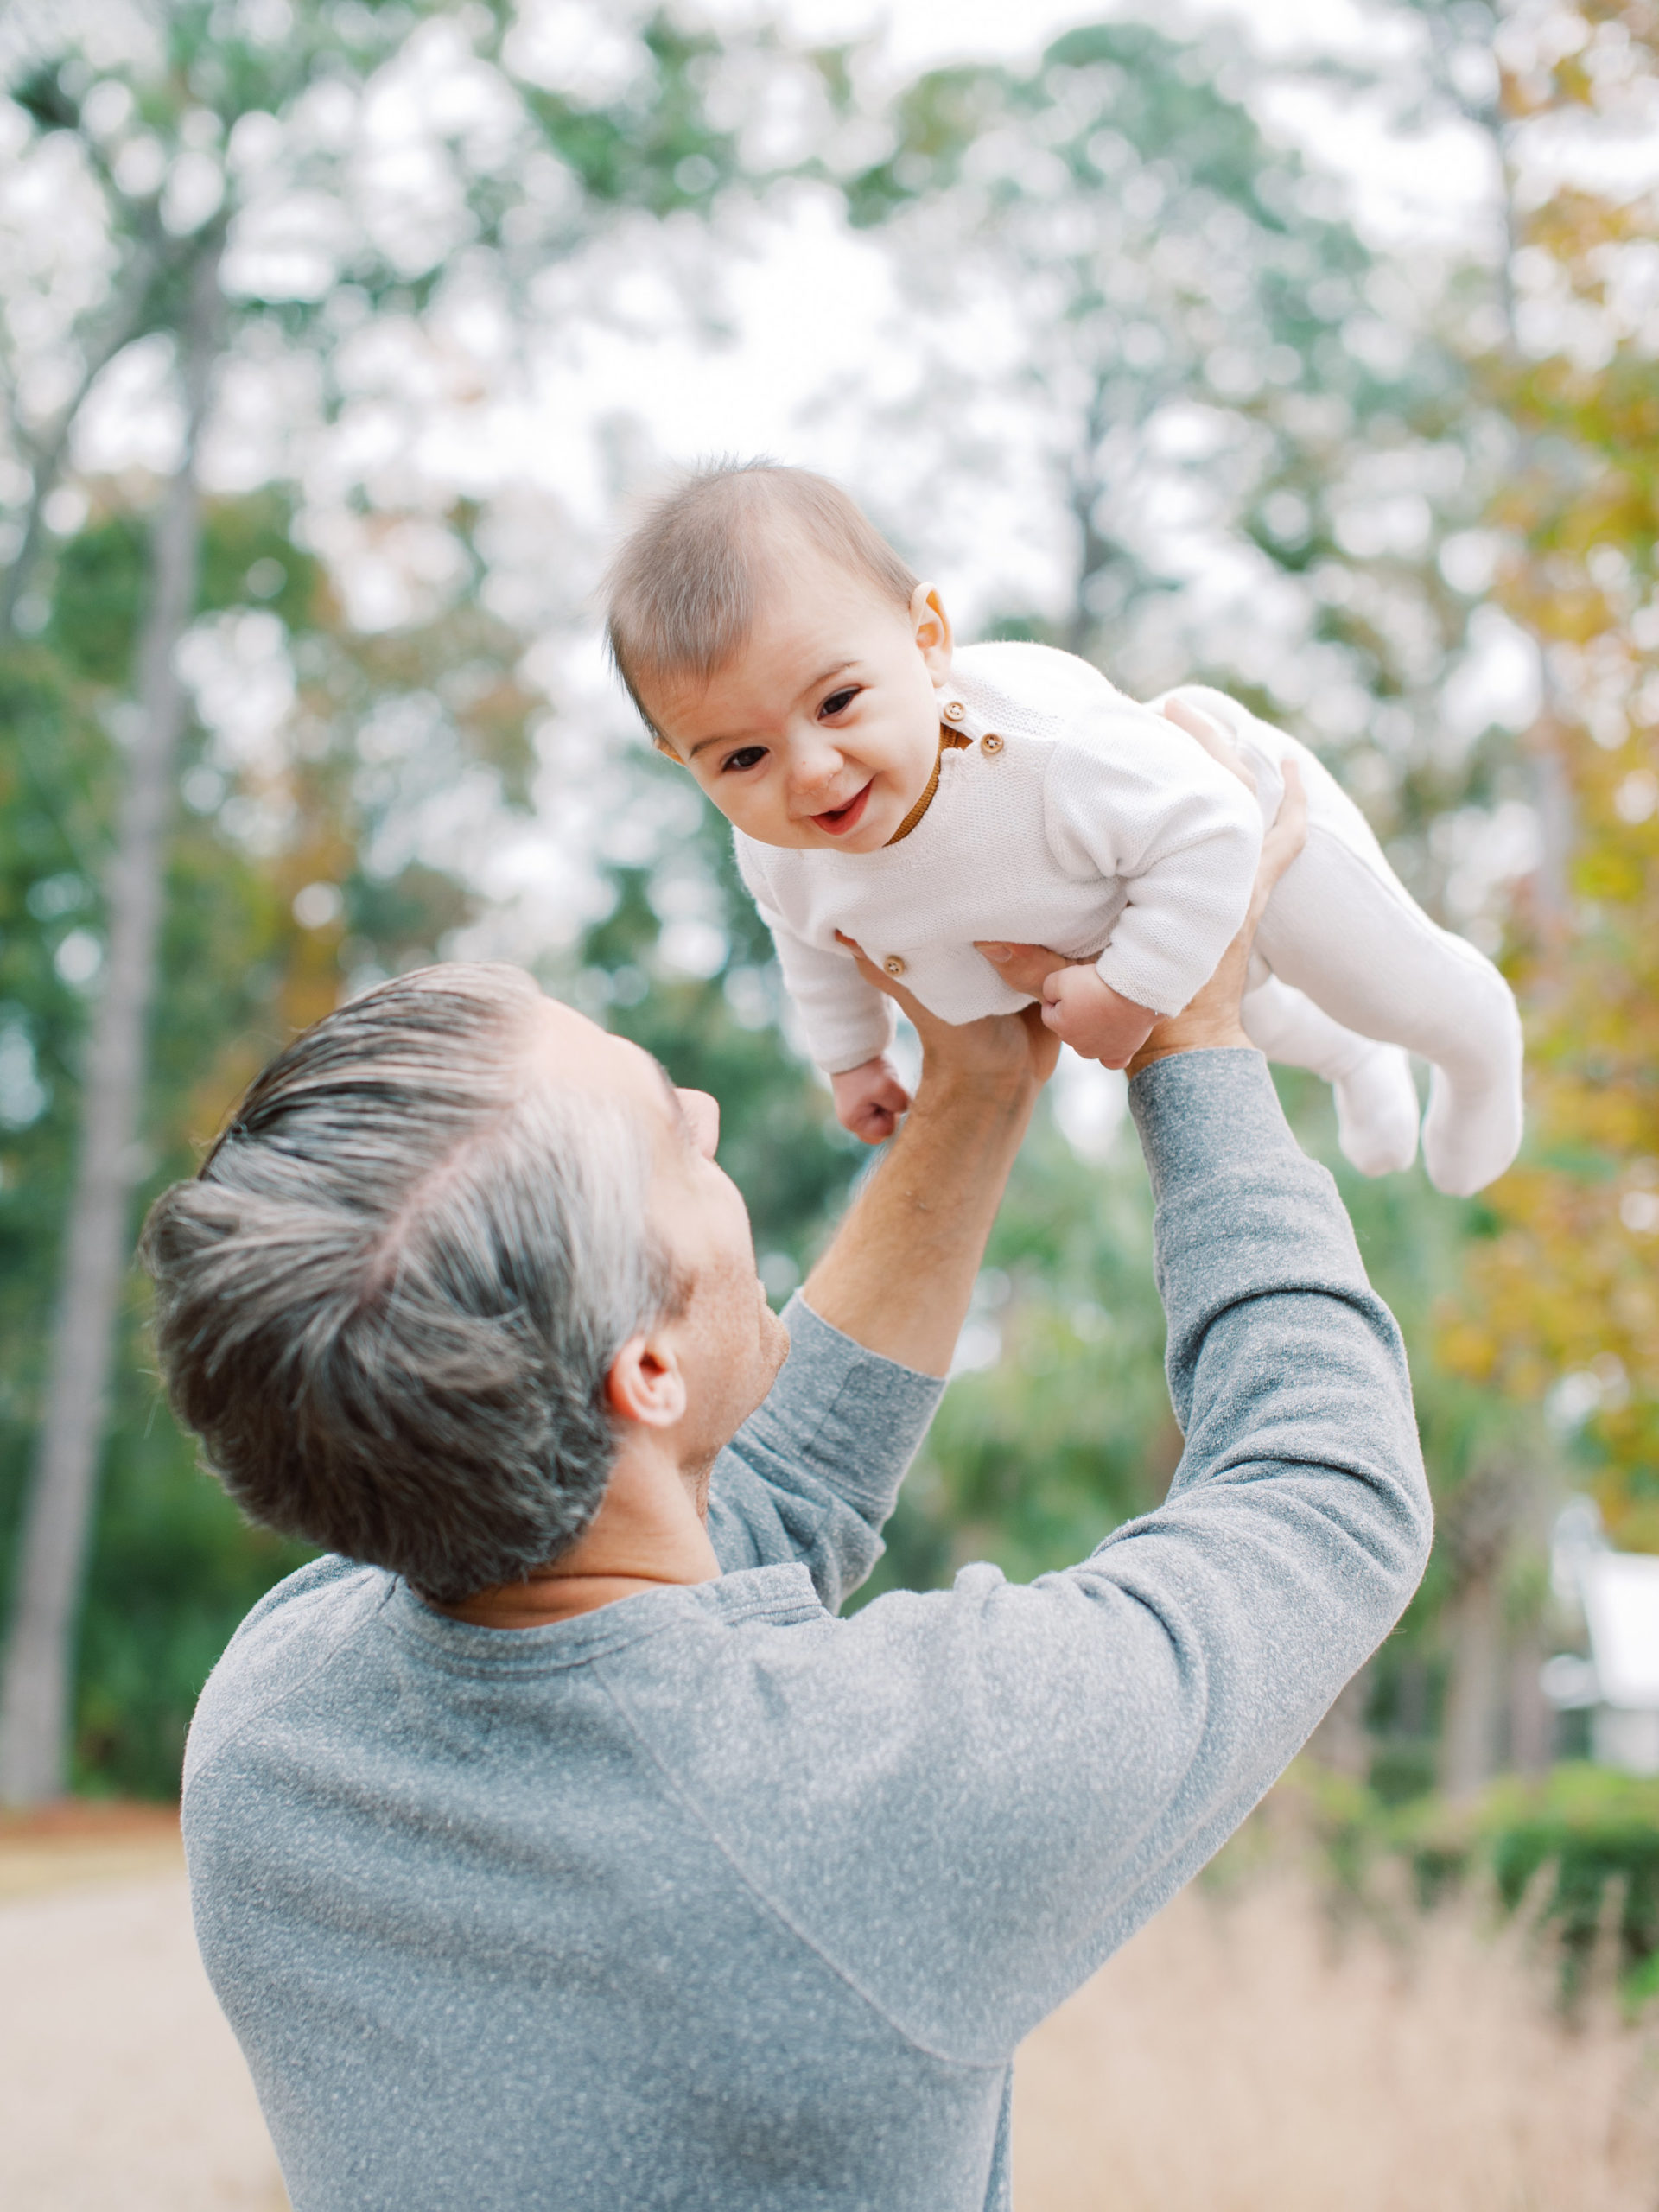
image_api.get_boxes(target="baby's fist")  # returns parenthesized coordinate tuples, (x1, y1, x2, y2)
(830, 1055, 912, 1144)
(1040, 967, 1156, 1069)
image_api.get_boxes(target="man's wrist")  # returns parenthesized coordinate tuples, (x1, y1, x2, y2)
(804, 1046, 1037, 1378)
(1126, 1017, 1253, 1080)
(910, 1052, 1041, 1128)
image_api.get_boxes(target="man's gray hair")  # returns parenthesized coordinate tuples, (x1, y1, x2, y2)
(140, 963, 684, 1602)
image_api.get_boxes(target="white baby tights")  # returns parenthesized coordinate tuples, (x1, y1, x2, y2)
(1160, 686, 1526, 1198)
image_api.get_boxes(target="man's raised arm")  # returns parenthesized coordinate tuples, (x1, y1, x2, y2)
(706, 982, 1058, 1606)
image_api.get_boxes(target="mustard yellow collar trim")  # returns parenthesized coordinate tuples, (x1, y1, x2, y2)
(885, 723, 972, 847)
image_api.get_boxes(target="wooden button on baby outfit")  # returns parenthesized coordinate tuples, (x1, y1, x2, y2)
(942, 700, 966, 723)
(981, 733, 1004, 755)
(883, 955, 907, 977)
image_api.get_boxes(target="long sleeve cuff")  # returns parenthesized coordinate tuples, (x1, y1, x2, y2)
(738, 1292, 945, 1517)
(1128, 1046, 1295, 1204)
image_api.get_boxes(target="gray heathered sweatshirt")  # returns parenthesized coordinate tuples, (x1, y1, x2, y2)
(182, 1050, 1431, 2211)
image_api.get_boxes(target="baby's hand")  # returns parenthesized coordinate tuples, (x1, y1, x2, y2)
(830, 1055, 912, 1145)
(1039, 967, 1156, 1070)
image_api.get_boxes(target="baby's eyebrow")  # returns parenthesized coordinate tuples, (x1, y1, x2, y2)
(683, 660, 860, 760)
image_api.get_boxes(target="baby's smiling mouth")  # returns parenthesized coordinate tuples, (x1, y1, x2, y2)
(810, 780, 873, 836)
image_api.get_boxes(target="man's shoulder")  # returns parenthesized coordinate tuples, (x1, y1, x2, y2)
(184, 1557, 394, 1791)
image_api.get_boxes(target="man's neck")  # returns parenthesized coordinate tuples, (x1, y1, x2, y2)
(433, 1442, 721, 1630)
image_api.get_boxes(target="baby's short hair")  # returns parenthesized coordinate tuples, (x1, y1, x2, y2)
(605, 460, 920, 747)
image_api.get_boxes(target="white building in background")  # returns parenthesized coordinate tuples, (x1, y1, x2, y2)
(1542, 1501, 1659, 1774)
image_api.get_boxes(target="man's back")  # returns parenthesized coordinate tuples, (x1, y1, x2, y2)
(185, 1055, 1431, 2211)
(188, 1554, 1017, 2209)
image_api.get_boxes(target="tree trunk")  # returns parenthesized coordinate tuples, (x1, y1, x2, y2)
(1, 251, 158, 642)
(1440, 1569, 1503, 1802)
(0, 251, 220, 1805)
(1509, 1629, 1553, 1776)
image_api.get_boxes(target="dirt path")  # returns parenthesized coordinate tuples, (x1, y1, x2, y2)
(7, 1810, 1657, 2210)
(0, 1815, 285, 2212)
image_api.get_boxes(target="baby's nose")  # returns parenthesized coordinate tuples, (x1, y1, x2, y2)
(791, 737, 845, 797)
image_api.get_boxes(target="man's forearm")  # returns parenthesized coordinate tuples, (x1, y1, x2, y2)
(802, 1065, 1039, 1377)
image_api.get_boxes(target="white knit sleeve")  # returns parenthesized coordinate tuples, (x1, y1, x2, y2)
(767, 912, 897, 1074)
(1041, 716, 1263, 1016)
(734, 839, 896, 1075)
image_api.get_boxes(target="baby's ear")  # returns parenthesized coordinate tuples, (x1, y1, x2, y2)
(910, 582, 954, 678)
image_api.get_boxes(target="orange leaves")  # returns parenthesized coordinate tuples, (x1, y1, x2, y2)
(1441, 8, 1659, 1523)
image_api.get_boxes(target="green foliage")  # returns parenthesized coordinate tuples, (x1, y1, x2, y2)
(1388, 1766, 1659, 1999)
(861, 1111, 1173, 1600)
(519, 14, 745, 214)
(44, 517, 149, 685)
(0, 653, 108, 1471)
(1211, 1758, 1659, 2007)
(196, 493, 322, 630)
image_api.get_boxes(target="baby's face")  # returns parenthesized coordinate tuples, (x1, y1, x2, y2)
(645, 551, 951, 853)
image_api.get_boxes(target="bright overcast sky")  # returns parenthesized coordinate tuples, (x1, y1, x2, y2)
(708, 0, 1497, 247)
(506, 0, 1495, 638)
(736, 0, 1385, 67)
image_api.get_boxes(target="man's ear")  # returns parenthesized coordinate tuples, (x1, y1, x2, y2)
(909, 582, 954, 681)
(606, 1332, 688, 1430)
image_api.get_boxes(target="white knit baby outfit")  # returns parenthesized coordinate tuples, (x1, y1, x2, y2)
(734, 641, 1524, 1196)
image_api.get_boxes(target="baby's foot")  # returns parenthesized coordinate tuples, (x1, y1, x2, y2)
(1421, 1063, 1523, 1198)
(1332, 1045, 1420, 1178)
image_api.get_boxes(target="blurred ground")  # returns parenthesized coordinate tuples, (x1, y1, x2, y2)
(1014, 1872, 1659, 2212)
(6, 1810, 1659, 2211)
(0, 1808, 286, 2212)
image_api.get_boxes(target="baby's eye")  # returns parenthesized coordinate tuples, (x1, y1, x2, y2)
(720, 745, 768, 774)
(820, 687, 860, 719)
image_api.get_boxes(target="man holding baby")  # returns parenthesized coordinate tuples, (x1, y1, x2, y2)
(146, 484, 1431, 2211)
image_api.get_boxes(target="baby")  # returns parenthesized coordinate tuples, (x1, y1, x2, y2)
(605, 461, 1524, 1198)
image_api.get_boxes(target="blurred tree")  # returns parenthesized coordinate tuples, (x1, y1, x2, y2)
(0, 0, 755, 1801)
(1442, 4, 1659, 1550)
(827, 20, 1516, 920)
(0, 249, 219, 1804)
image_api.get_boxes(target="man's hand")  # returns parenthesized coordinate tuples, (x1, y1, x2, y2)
(832, 932, 1060, 1110)
(973, 757, 1309, 1077)
(830, 1056, 912, 1145)
(805, 936, 1060, 1375)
